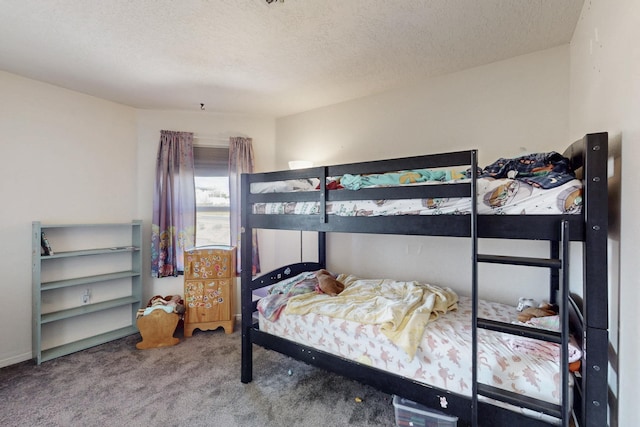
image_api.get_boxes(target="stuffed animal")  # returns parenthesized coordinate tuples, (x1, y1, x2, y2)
(517, 302, 558, 323)
(315, 269, 345, 296)
(516, 297, 537, 312)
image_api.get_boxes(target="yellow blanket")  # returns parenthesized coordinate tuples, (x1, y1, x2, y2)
(284, 274, 458, 360)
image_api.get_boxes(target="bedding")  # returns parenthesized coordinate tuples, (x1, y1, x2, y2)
(250, 178, 318, 193)
(339, 168, 466, 189)
(257, 274, 571, 408)
(259, 273, 458, 359)
(249, 152, 582, 216)
(478, 151, 575, 189)
(252, 177, 583, 216)
(513, 315, 582, 366)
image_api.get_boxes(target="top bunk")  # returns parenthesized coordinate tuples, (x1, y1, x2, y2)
(241, 132, 608, 242)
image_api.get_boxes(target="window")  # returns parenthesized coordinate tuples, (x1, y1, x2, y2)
(193, 146, 230, 247)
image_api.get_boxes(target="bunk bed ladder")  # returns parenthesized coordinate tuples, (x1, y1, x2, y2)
(472, 220, 571, 427)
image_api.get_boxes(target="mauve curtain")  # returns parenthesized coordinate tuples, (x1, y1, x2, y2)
(151, 130, 196, 277)
(229, 136, 260, 275)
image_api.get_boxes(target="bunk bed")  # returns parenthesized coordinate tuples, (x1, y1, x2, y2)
(240, 132, 609, 427)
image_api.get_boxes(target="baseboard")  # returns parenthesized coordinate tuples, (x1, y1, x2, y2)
(0, 352, 32, 369)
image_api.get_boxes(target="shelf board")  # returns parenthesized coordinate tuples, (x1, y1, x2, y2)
(41, 271, 141, 291)
(39, 325, 139, 363)
(41, 222, 141, 229)
(41, 296, 141, 324)
(41, 247, 140, 259)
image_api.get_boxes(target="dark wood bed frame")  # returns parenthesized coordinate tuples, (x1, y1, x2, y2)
(240, 132, 609, 427)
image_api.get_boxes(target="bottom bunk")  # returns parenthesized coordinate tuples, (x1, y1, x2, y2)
(241, 265, 584, 427)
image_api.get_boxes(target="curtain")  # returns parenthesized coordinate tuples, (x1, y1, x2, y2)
(229, 136, 260, 275)
(151, 130, 196, 277)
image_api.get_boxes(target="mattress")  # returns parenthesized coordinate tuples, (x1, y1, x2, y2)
(251, 177, 583, 216)
(258, 293, 570, 413)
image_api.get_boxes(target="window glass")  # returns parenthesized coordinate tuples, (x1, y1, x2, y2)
(194, 146, 230, 247)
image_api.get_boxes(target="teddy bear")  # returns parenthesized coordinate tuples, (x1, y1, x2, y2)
(315, 269, 345, 296)
(517, 302, 558, 323)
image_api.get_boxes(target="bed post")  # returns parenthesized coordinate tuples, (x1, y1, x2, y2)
(318, 231, 326, 268)
(240, 173, 253, 384)
(581, 132, 609, 427)
(549, 241, 559, 304)
(581, 132, 608, 329)
(318, 164, 327, 268)
(470, 149, 479, 427)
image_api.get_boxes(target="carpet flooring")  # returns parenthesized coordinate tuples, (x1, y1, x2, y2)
(0, 325, 397, 427)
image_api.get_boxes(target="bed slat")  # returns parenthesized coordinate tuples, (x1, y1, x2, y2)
(477, 384, 562, 419)
(476, 318, 561, 343)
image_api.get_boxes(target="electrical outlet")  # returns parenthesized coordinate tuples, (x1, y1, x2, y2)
(82, 289, 91, 304)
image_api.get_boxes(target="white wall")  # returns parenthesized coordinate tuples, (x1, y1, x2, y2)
(275, 46, 571, 304)
(134, 109, 277, 309)
(569, 1, 640, 425)
(0, 71, 138, 367)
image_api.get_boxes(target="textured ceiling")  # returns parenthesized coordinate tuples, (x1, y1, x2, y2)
(0, 0, 584, 117)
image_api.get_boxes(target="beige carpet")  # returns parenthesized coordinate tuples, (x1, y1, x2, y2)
(0, 324, 396, 427)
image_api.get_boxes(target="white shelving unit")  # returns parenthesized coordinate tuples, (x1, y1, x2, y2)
(32, 221, 142, 364)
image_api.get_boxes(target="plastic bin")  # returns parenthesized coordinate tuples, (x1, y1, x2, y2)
(393, 395, 458, 427)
